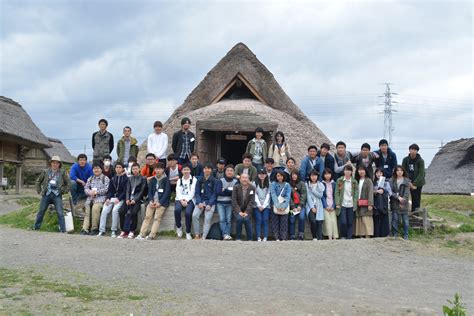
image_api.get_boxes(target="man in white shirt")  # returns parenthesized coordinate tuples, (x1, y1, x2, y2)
(147, 121, 168, 165)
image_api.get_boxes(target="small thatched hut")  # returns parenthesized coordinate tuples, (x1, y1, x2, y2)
(424, 138, 474, 195)
(138, 42, 333, 166)
(24, 137, 76, 174)
(0, 96, 51, 193)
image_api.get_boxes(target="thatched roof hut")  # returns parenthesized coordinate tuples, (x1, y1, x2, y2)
(424, 138, 474, 195)
(138, 43, 333, 165)
(24, 137, 76, 173)
(44, 138, 76, 164)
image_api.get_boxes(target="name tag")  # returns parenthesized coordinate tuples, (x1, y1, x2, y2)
(384, 165, 389, 169)
(92, 187, 98, 191)
(158, 188, 164, 193)
(49, 180, 57, 185)
(250, 190, 254, 194)
(228, 187, 233, 191)
(190, 138, 195, 142)
(110, 197, 118, 203)
(201, 189, 204, 193)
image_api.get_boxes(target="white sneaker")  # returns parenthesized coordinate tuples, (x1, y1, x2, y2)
(111, 231, 117, 238)
(312, 238, 318, 241)
(97, 232, 105, 237)
(145, 235, 153, 240)
(186, 233, 192, 240)
(224, 235, 233, 240)
(127, 232, 135, 239)
(135, 235, 145, 240)
(263, 238, 268, 242)
(257, 238, 262, 242)
(176, 227, 183, 238)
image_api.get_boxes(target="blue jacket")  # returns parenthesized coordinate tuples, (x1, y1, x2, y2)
(321, 180, 336, 209)
(69, 163, 93, 182)
(147, 175, 171, 207)
(106, 174, 129, 201)
(270, 182, 291, 209)
(195, 175, 217, 206)
(374, 148, 398, 179)
(317, 152, 335, 176)
(299, 155, 324, 181)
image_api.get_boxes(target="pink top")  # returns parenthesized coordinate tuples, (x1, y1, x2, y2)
(325, 181, 334, 208)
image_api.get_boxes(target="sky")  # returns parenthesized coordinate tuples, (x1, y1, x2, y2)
(1, 0, 472, 166)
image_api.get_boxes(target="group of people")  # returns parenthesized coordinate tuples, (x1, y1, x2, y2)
(33, 117, 426, 241)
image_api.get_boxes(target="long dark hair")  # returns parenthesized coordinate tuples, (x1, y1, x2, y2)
(290, 170, 300, 186)
(355, 165, 369, 181)
(393, 165, 408, 178)
(274, 131, 286, 144)
(255, 172, 269, 189)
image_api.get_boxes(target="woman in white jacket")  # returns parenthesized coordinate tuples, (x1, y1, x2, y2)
(254, 169, 271, 241)
(174, 164, 197, 239)
(306, 170, 325, 240)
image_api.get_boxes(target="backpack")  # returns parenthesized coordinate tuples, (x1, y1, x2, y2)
(206, 223, 223, 240)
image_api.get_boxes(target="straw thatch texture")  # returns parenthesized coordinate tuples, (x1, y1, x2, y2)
(44, 138, 76, 164)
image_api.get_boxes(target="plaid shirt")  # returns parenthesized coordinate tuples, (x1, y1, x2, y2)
(46, 170, 60, 196)
(84, 175, 110, 204)
(180, 132, 191, 159)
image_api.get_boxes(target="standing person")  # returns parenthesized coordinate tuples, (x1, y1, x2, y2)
(147, 121, 168, 165)
(136, 163, 171, 240)
(288, 170, 307, 240)
(351, 143, 377, 180)
(174, 164, 196, 240)
(33, 156, 70, 233)
(333, 141, 353, 180)
(270, 170, 291, 241)
(268, 131, 291, 171)
(172, 117, 195, 165)
(300, 145, 324, 182)
(189, 153, 203, 179)
(80, 163, 109, 235)
(317, 143, 335, 177)
(245, 127, 267, 171)
(101, 155, 115, 179)
(354, 166, 374, 239)
(390, 165, 411, 240)
(192, 163, 217, 240)
(402, 144, 425, 213)
(212, 158, 226, 180)
(283, 157, 297, 182)
(306, 170, 325, 240)
(335, 165, 358, 239)
(98, 162, 129, 237)
(69, 154, 93, 206)
(141, 153, 156, 182)
(215, 165, 238, 240)
(118, 163, 146, 239)
(254, 169, 271, 241)
(322, 168, 338, 240)
(232, 173, 255, 241)
(234, 153, 257, 182)
(374, 139, 397, 179)
(264, 158, 277, 182)
(373, 168, 391, 238)
(92, 119, 114, 163)
(165, 154, 181, 192)
(117, 126, 139, 165)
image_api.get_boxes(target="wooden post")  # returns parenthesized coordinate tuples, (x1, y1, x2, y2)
(0, 162, 4, 184)
(422, 208, 428, 234)
(15, 164, 22, 194)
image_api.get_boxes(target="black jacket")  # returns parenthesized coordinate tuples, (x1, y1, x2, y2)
(172, 130, 195, 156)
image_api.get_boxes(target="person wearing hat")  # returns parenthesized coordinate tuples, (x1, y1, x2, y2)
(172, 117, 195, 165)
(212, 158, 226, 180)
(245, 127, 268, 171)
(33, 156, 71, 233)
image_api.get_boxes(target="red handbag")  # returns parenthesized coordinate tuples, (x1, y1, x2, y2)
(358, 199, 369, 207)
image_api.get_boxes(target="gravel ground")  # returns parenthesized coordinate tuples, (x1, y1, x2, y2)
(1, 227, 473, 315)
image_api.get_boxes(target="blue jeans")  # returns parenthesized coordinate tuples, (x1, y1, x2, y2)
(174, 200, 194, 234)
(254, 207, 270, 239)
(235, 212, 253, 240)
(35, 193, 65, 232)
(339, 207, 354, 239)
(217, 203, 233, 236)
(288, 208, 306, 238)
(70, 181, 86, 204)
(392, 212, 409, 239)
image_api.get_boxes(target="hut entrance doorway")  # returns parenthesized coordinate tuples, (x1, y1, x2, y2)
(220, 132, 253, 166)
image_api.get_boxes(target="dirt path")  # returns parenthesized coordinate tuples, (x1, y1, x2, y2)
(1, 227, 472, 315)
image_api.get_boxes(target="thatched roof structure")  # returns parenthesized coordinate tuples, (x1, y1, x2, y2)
(44, 138, 76, 164)
(138, 43, 333, 164)
(0, 96, 50, 148)
(424, 138, 474, 195)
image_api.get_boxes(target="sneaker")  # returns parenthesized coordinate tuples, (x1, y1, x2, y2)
(224, 235, 233, 240)
(263, 238, 268, 242)
(145, 235, 154, 240)
(312, 238, 318, 241)
(127, 232, 135, 239)
(111, 231, 117, 238)
(176, 227, 183, 238)
(97, 232, 106, 237)
(276, 239, 281, 242)
(257, 238, 262, 242)
(298, 234, 304, 241)
(186, 233, 192, 240)
(80, 230, 89, 235)
(135, 235, 145, 240)
(117, 232, 127, 239)
(90, 230, 99, 236)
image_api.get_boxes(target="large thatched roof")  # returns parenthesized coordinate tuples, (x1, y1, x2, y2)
(424, 138, 474, 195)
(44, 138, 76, 164)
(0, 96, 50, 148)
